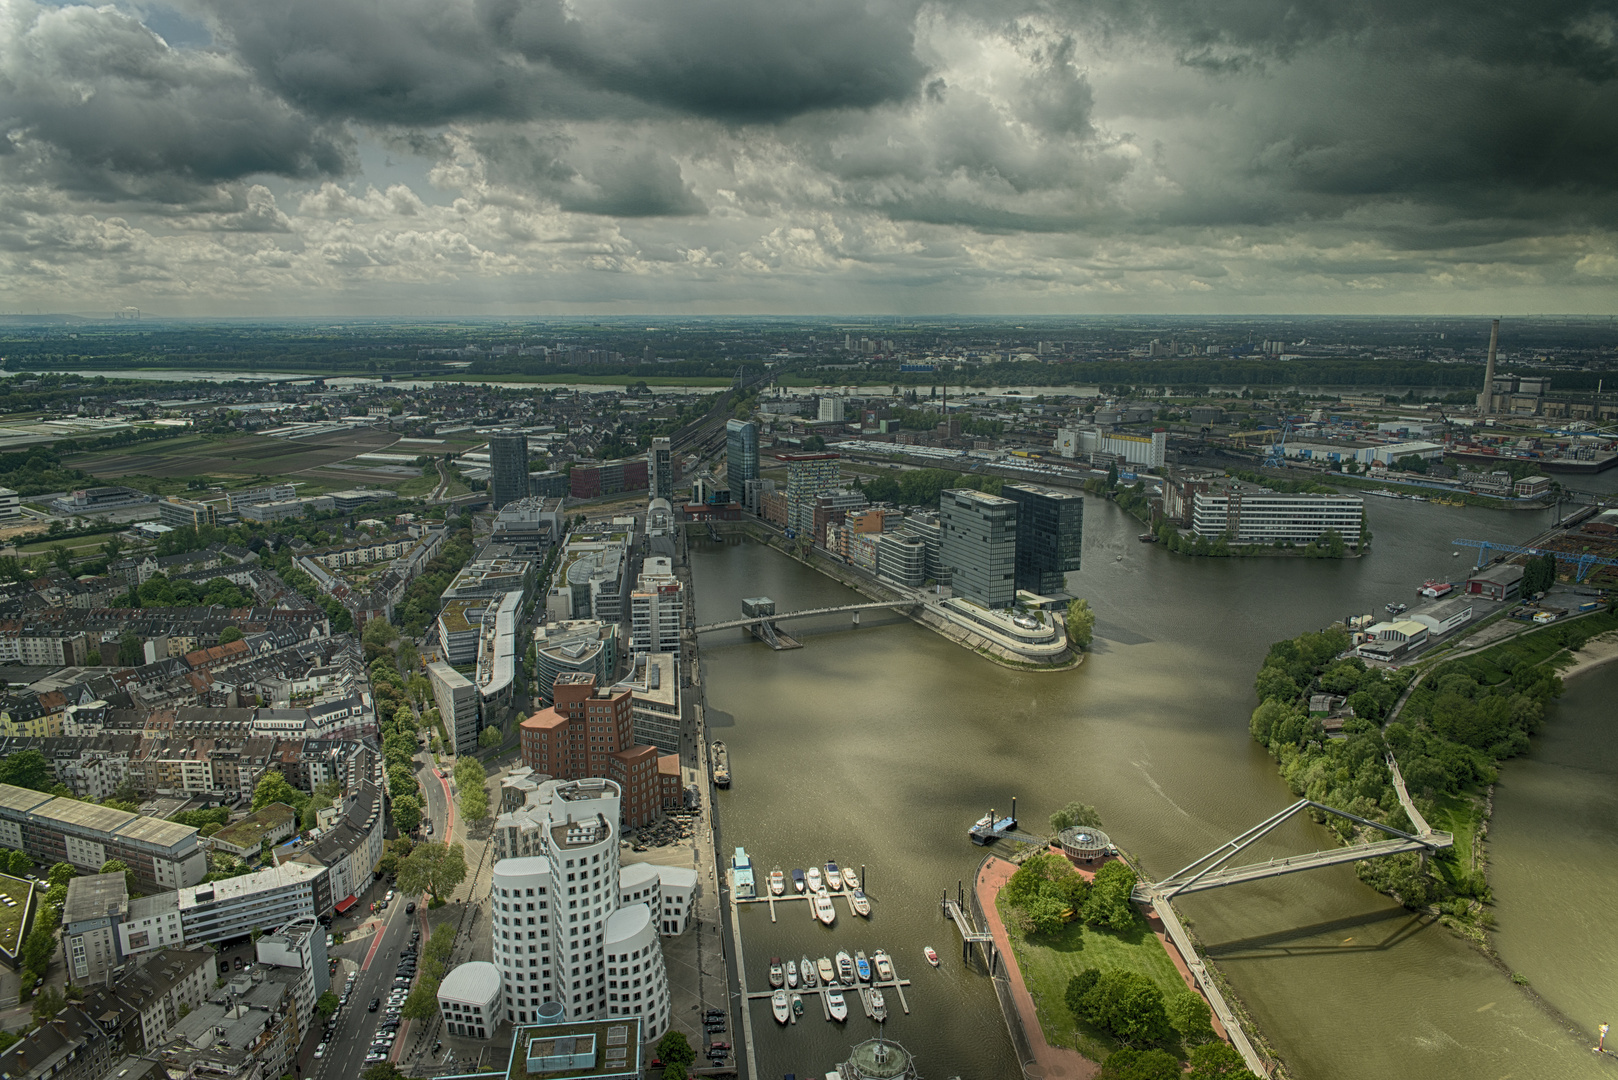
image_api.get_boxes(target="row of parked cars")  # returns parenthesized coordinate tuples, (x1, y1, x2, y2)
(363, 932, 420, 1065)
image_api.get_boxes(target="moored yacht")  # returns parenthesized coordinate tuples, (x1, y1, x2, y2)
(849, 889, 871, 917)
(813, 894, 837, 925)
(855, 950, 871, 982)
(769, 868, 785, 896)
(772, 990, 790, 1024)
(873, 950, 894, 982)
(769, 957, 784, 989)
(791, 869, 806, 893)
(801, 955, 817, 987)
(817, 956, 837, 984)
(836, 950, 855, 984)
(824, 861, 843, 891)
(870, 989, 887, 1022)
(826, 989, 848, 1021)
(785, 959, 799, 988)
(841, 865, 860, 891)
(806, 866, 824, 893)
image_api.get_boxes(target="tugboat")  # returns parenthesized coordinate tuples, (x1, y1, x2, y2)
(769, 957, 784, 989)
(772, 990, 790, 1024)
(836, 951, 855, 985)
(791, 869, 806, 894)
(855, 951, 872, 982)
(826, 989, 848, 1022)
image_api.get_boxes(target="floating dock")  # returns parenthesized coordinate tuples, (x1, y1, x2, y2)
(969, 797, 1017, 845)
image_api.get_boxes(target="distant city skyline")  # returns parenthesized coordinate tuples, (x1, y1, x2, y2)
(2, 0, 1614, 316)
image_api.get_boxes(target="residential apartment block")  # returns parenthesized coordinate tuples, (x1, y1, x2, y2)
(0, 784, 207, 891)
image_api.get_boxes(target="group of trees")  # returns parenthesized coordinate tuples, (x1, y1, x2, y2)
(655, 1031, 696, 1079)
(851, 467, 1003, 508)
(1002, 849, 1138, 936)
(394, 523, 476, 635)
(1096, 1044, 1257, 1080)
(1520, 552, 1559, 596)
(399, 922, 458, 1019)
(397, 841, 468, 904)
(114, 574, 252, 610)
(454, 758, 489, 827)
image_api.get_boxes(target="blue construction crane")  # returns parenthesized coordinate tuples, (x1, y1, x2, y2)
(1452, 538, 1618, 583)
(1263, 421, 1293, 468)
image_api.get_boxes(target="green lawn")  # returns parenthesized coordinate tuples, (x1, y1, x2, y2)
(1431, 791, 1484, 873)
(0, 875, 33, 957)
(997, 895, 1188, 1062)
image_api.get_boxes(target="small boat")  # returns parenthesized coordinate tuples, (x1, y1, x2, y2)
(1452, 550, 1460, 556)
(873, 950, 894, 982)
(791, 869, 806, 894)
(1138, 531, 1157, 543)
(814, 894, 837, 926)
(841, 865, 860, 891)
(791, 993, 804, 1018)
(826, 989, 848, 1022)
(786, 959, 799, 988)
(1384, 602, 1407, 615)
(769, 868, 785, 896)
(801, 955, 817, 988)
(817, 956, 836, 984)
(870, 989, 887, 1022)
(769, 957, 784, 989)
(711, 741, 731, 788)
(855, 951, 871, 982)
(772, 990, 790, 1024)
(824, 861, 843, 891)
(849, 890, 871, 917)
(1418, 579, 1453, 599)
(806, 867, 824, 893)
(836, 951, 855, 985)
(924, 947, 940, 967)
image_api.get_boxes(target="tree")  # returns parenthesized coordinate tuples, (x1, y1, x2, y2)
(1072, 970, 1175, 1047)
(22, 923, 56, 975)
(100, 859, 136, 894)
(0, 750, 53, 792)
(1082, 861, 1140, 932)
(1098, 1049, 1182, 1080)
(663, 1065, 687, 1080)
(1166, 991, 1216, 1044)
(398, 842, 468, 902)
(7, 850, 31, 877)
(316, 990, 340, 1019)
(51, 545, 73, 575)
(30, 986, 64, 1024)
(47, 862, 76, 889)
(1051, 802, 1103, 833)
(392, 795, 422, 835)
(363, 619, 400, 649)
(219, 626, 243, 644)
(1106, 461, 1119, 489)
(362, 1063, 406, 1080)
(1187, 1042, 1260, 1080)
(656, 1031, 696, 1069)
(1065, 599, 1095, 650)
(478, 724, 502, 749)
(252, 772, 303, 813)
(388, 764, 418, 801)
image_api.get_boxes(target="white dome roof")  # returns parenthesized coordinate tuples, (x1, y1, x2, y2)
(438, 961, 501, 1004)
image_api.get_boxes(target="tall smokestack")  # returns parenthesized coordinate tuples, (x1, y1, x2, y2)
(1479, 319, 1500, 415)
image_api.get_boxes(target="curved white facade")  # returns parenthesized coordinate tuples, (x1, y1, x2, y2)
(490, 778, 670, 1042)
(603, 904, 669, 1038)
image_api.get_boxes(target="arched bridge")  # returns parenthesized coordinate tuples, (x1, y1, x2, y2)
(693, 599, 920, 634)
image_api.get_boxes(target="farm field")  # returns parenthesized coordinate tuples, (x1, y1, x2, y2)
(65, 430, 400, 488)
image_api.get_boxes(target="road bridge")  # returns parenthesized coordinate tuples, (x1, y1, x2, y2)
(693, 599, 919, 634)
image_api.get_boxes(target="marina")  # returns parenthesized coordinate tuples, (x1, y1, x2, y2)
(745, 971, 915, 1022)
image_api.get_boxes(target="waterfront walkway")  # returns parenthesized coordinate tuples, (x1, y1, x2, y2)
(975, 857, 1098, 1080)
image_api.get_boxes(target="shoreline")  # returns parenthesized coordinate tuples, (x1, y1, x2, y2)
(1552, 628, 1618, 681)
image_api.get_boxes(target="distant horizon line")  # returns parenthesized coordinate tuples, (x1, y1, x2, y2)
(6, 312, 1616, 323)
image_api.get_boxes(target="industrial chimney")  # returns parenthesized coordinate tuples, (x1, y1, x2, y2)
(1478, 319, 1500, 415)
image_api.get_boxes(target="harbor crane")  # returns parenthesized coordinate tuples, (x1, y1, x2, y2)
(1452, 538, 1618, 583)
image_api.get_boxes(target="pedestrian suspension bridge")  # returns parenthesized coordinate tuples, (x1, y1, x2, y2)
(692, 598, 920, 635)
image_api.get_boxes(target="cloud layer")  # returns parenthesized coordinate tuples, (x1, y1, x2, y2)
(2, 0, 1615, 313)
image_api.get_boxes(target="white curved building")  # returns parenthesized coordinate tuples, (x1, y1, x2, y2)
(437, 960, 501, 1040)
(490, 778, 671, 1042)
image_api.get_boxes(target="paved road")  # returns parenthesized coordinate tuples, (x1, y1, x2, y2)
(309, 894, 418, 1080)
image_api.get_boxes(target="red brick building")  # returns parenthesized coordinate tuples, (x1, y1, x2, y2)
(519, 672, 662, 828)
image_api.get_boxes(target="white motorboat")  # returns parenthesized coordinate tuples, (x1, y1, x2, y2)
(849, 889, 871, 917)
(924, 947, 940, 967)
(870, 989, 887, 1022)
(873, 950, 894, 982)
(786, 959, 799, 988)
(801, 955, 817, 988)
(841, 865, 860, 891)
(769, 957, 784, 989)
(814, 894, 837, 926)
(772, 990, 790, 1024)
(817, 956, 837, 984)
(836, 950, 855, 985)
(791, 869, 806, 893)
(855, 951, 871, 982)
(826, 989, 848, 1022)
(769, 868, 785, 896)
(806, 867, 824, 893)
(824, 861, 843, 891)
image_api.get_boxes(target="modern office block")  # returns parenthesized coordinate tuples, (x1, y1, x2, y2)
(939, 488, 1019, 608)
(1004, 483, 1084, 597)
(725, 420, 759, 488)
(488, 432, 530, 510)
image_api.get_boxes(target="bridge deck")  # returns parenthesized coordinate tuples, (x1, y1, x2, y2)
(694, 600, 917, 634)
(1135, 834, 1453, 901)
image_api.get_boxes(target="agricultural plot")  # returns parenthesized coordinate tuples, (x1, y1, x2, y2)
(66, 430, 399, 483)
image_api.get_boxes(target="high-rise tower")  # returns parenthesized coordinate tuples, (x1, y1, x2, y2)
(488, 432, 529, 510)
(1477, 319, 1500, 416)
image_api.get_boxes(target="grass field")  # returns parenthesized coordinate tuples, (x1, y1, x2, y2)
(998, 895, 1190, 1061)
(438, 372, 732, 387)
(65, 430, 400, 493)
(0, 875, 32, 957)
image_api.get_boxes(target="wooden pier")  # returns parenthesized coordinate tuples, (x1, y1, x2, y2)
(736, 886, 874, 923)
(743, 976, 913, 1020)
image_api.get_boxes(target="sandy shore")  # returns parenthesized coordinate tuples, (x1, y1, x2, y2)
(1558, 629, 1618, 681)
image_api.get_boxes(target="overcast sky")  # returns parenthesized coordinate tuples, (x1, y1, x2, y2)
(3, 0, 1616, 316)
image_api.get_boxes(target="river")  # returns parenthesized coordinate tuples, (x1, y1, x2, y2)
(690, 495, 1611, 1080)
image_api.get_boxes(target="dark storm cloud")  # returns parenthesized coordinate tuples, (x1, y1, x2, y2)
(0, 0, 352, 201)
(201, 0, 925, 126)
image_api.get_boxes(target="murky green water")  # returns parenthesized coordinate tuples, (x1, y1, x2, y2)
(692, 495, 1609, 1080)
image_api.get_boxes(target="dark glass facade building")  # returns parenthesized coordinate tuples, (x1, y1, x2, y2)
(1005, 483, 1083, 599)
